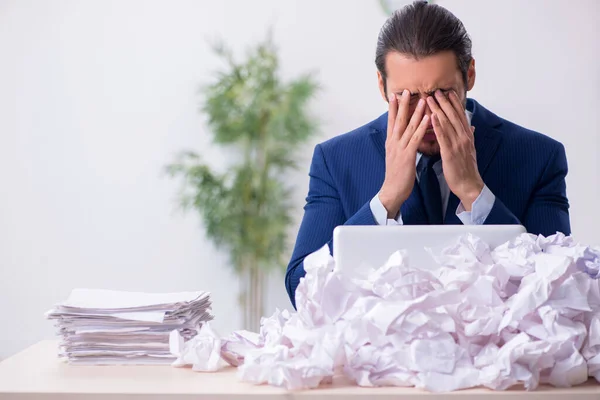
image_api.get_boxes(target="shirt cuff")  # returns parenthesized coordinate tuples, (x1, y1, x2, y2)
(370, 193, 404, 226)
(456, 185, 495, 225)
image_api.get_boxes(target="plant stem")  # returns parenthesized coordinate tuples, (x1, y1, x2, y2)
(257, 266, 263, 327)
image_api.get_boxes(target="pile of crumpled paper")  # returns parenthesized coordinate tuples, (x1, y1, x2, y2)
(170, 233, 600, 392)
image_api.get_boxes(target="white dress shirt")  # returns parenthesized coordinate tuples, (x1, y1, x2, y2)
(369, 110, 496, 226)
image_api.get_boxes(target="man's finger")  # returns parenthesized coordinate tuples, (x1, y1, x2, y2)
(426, 96, 453, 141)
(431, 113, 450, 150)
(386, 93, 398, 142)
(399, 98, 426, 147)
(393, 89, 410, 141)
(407, 114, 430, 150)
(434, 90, 464, 138)
(448, 90, 470, 134)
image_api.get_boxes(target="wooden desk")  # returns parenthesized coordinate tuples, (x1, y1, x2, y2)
(0, 340, 598, 399)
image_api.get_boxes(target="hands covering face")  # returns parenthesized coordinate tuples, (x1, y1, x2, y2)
(379, 89, 483, 218)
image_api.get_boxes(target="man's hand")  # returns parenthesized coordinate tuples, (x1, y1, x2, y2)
(427, 90, 484, 211)
(379, 90, 430, 218)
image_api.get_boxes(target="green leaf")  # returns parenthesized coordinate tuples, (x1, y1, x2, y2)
(167, 32, 320, 275)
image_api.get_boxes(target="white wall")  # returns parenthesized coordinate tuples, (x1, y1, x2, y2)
(0, 0, 598, 359)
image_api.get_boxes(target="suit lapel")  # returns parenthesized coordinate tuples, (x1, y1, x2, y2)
(469, 99, 503, 178)
(369, 112, 387, 160)
(474, 129, 502, 179)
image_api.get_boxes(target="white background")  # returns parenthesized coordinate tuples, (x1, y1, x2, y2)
(0, 0, 598, 359)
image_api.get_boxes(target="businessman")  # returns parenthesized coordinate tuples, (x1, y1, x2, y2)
(285, 1, 570, 307)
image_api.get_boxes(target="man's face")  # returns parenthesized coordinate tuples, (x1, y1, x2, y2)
(378, 50, 475, 156)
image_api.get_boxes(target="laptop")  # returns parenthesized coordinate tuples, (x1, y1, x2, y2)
(332, 225, 526, 273)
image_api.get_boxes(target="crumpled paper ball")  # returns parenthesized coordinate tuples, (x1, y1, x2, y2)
(171, 233, 600, 392)
(220, 330, 262, 367)
(172, 321, 265, 369)
(171, 322, 222, 372)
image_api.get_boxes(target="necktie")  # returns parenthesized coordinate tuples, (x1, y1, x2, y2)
(418, 154, 443, 224)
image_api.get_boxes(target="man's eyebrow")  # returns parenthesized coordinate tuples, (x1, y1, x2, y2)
(395, 88, 453, 96)
(424, 88, 453, 96)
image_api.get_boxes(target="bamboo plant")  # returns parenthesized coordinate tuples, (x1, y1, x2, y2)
(166, 36, 319, 331)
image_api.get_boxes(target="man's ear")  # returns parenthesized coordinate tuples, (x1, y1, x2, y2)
(377, 71, 388, 102)
(466, 59, 476, 91)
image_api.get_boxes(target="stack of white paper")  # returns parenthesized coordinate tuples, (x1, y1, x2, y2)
(46, 288, 212, 365)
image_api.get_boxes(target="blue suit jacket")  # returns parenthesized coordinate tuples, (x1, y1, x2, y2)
(285, 99, 570, 308)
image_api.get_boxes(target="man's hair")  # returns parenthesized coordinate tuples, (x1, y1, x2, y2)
(375, 1, 472, 93)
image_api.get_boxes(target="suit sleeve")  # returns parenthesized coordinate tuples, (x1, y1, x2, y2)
(285, 144, 376, 308)
(484, 143, 571, 236)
